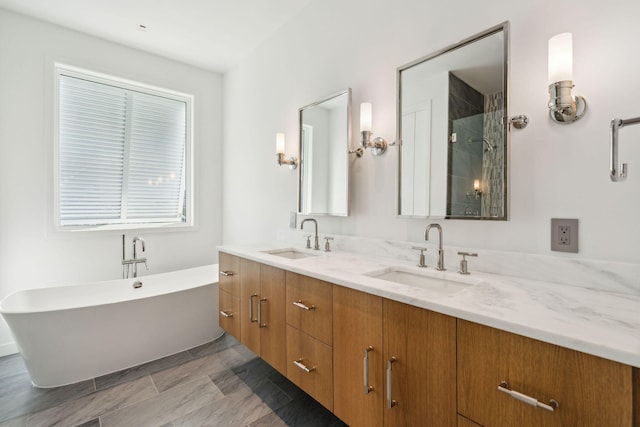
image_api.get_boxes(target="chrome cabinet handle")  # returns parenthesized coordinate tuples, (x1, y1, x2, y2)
(293, 358, 316, 373)
(249, 294, 258, 322)
(498, 381, 559, 412)
(219, 310, 233, 318)
(257, 298, 267, 328)
(293, 300, 316, 311)
(219, 270, 234, 276)
(364, 346, 374, 394)
(387, 357, 398, 409)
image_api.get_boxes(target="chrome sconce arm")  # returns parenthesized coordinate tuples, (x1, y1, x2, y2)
(275, 132, 298, 169)
(276, 152, 298, 169)
(360, 130, 388, 156)
(548, 80, 586, 124)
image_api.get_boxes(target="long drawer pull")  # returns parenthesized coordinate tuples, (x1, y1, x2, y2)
(257, 298, 267, 328)
(364, 346, 374, 394)
(219, 310, 233, 318)
(219, 270, 234, 276)
(249, 294, 258, 322)
(293, 358, 316, 373)
(387, 357, 398, 409)
(498, 381, 559, 412)
(293, 300, 316, 311)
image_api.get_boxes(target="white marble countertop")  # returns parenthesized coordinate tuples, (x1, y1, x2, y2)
(218, 242, 640, 368)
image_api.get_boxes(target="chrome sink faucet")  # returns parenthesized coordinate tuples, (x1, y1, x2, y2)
(425, 223, 445, 271)
(301, 219, 320, 250)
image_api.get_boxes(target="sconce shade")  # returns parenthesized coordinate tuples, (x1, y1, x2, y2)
(276, 132, 285, 154)
(360, 102, 372, 132)
(548, 33, 573, 84)
(473, 179, 480, 191)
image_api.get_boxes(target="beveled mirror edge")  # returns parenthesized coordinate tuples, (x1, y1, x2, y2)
(395, 21, 510, 221)
(297, 88, 352, 217)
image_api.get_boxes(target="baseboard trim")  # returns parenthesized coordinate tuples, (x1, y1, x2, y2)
(0, 341, 18, 357)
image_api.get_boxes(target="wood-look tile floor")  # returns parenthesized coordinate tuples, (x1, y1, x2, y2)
(0, 334, 347, 427)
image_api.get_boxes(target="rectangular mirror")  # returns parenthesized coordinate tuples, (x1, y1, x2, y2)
(397, 23, 508, 220)
(298, 89, 351, 216)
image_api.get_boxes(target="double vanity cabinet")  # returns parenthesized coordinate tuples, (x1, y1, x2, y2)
(218, 251, 639, 427)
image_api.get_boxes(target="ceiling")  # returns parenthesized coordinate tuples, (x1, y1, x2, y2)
(0, 0, 314, 72)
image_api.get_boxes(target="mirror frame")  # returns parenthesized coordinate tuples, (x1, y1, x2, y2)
(395, 22, 509, 220)
(297, 88, 352, 216)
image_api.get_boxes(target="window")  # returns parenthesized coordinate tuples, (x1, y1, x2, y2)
(54, 64, 193, 229)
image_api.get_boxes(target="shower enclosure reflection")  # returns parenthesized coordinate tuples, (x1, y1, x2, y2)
(448, 73, 504, 218)
(397, 23, 508, 220)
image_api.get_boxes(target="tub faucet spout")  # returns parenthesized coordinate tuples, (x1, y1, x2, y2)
(133, 237, 145, 260)
(131, 237, 147, 278)
(122, 235, 148, 278)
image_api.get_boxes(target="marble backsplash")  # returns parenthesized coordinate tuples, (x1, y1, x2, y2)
(276, 229, 640, 297)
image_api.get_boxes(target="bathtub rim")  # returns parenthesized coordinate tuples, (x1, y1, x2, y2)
(0, 264, 219, 315)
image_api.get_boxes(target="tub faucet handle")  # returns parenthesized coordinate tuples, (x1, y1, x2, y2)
(457, 251, 478, 275)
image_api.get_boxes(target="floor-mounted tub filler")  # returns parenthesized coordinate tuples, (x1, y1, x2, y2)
(0, 264, 223, 388)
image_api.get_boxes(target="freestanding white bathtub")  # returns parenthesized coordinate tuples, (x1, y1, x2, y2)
(0, 264, 223, 388)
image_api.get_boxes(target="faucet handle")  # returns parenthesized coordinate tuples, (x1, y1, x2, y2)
(304, 234, 312, 249)
(324, 237, 334, 252)
(457, 251, 478, 275)
(412, 246, 427, 268)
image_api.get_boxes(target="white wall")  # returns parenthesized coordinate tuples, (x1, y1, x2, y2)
(223, 0, 640, 266)
(0, 10, 224, 354)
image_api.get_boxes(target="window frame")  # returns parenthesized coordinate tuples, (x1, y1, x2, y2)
(53, 63, 195, 232)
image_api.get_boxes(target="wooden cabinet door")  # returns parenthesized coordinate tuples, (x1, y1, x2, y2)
(333, 286, 384, 427)
(239, 258, 261, 355)
(259, 264, 286, 375)
(383, 299, 456, 427)
(286, 325, 333, 411)
(218, 289, 240, 340)
(286, 272, 333, 345)
(458, 415, 483, 427)
(457, 320, 633, 427)
(218, 252, 240, 297)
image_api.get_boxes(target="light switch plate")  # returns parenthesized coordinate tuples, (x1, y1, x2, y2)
(289, 211, 297, 228)
(550, 218, 579, 253)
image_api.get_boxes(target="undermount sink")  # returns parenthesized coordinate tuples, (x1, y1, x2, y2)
(262, 248, 319, 260)
(364, 267, 472, 296)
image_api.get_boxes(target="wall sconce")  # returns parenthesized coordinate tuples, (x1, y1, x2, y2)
(548, 33, 586, 124)
(276, 132, 298, 169)
(473, 179, 481, 199)
(360, 103, 388, 156)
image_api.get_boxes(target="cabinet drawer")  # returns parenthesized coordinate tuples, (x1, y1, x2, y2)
(218, 252, 240, 297)
(457, 320, 633, 427)
(286, 325, 333, 411)
(218, 289, 240, 340)
(286, 272, 333, 346)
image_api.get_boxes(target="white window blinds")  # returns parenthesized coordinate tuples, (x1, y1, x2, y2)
(56, 68, 191, 228)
